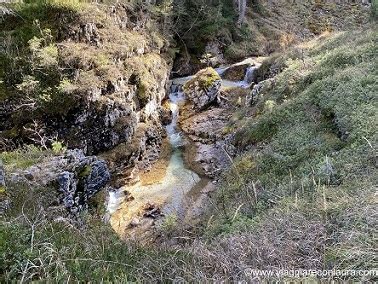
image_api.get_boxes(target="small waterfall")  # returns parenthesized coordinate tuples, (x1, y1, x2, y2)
(106, 189, 125, 214)
(166, 91, 186, 148)
(243, 66, 257, 85)
(214, 66, 229, 76)
(219, 65, 258, 89)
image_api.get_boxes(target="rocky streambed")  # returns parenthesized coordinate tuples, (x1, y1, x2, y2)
(106, 58, 262, 241)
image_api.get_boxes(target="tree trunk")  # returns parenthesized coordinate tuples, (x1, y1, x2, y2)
(233, 0, 247, 26)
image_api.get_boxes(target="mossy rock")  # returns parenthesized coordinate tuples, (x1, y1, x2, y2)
(184, 67, 221, 91)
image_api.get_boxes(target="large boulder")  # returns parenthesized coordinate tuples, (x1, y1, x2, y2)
(183, 67, 221, 111)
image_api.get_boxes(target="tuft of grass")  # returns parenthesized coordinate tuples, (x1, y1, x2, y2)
(0, 145, 51, 172)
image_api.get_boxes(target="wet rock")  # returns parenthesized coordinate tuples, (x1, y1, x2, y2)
(222, 63, 251, 81)
(183, 68, 221, 111)
(181, 108, 229, 143)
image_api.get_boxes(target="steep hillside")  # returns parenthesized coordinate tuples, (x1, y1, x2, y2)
(0, 1, 171, 174)
(225, 0, 371, 59)
(202, 27, 377, 279)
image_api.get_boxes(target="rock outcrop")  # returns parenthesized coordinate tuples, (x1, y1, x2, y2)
(181, 108, 234, 178)
(10, 149, 110, 214)
(57, 150, 110, 213)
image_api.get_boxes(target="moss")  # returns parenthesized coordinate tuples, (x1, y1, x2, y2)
(78, 165, 92, 179)
(137, 81, 149, 105)
(0, 185, 6, 194)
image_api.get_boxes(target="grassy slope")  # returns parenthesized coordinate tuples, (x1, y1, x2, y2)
(204, 27, 377, 279)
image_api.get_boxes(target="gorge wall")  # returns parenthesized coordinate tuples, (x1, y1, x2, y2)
(0, 2, 172, 187)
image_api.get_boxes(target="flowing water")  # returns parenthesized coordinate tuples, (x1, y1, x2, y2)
(107, 88, 201, 236)
(107, 58, 259, 237)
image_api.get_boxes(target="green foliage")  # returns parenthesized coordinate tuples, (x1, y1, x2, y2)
(371, 0, 378, 19)
(21, 0, 83, 13)
(173, 0, 236, 54)
(57, 78, 77, 94)
(16, 75, 40, 95)
(51, 141, 66, 154)
(158, 213, 178, 235)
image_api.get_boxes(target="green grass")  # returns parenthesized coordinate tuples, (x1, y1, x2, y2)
(0, 145, 51, 172)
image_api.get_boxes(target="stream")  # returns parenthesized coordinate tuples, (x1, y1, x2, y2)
(107, 59, 259, 239)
